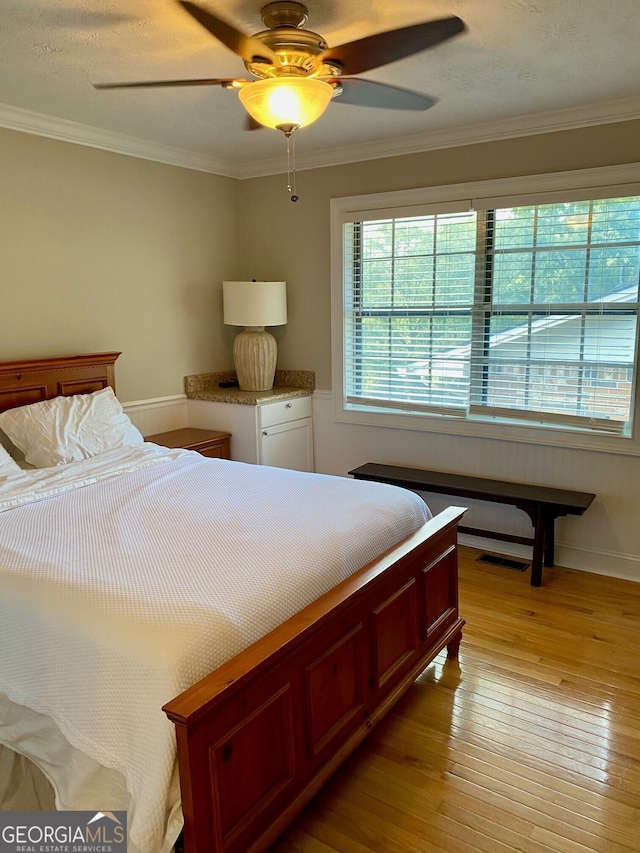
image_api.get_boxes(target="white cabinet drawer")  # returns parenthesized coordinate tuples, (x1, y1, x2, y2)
(258, 396, 312, 428)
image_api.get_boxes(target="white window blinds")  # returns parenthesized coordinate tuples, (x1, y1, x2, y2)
(342, 194, 640, 434)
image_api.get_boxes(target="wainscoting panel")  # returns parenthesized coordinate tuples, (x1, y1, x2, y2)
(123, 394, 188, 437)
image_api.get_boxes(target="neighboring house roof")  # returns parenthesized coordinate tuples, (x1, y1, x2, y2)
(398, 283, 639, 378)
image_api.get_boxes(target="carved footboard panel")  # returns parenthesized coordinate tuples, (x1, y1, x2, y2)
(164, 506, 466, 853)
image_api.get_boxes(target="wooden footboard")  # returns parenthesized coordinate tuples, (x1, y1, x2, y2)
(163, 506, 466, 853)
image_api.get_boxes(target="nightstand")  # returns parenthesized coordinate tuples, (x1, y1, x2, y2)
(145, 427, 231, 459)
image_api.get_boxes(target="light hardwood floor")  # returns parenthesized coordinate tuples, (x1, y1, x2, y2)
(271, 546, 640, 853)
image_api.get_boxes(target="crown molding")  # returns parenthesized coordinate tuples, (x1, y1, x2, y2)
(0, 103, 239, 178)
(0, 95, 639, 181)
(236, 94, 640, 179)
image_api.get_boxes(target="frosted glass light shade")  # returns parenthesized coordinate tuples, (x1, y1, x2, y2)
(238, 78, 333, 130)
(223, 281, 287, 327)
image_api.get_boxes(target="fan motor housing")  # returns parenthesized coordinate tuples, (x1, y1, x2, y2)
(246, 27, 338, 78)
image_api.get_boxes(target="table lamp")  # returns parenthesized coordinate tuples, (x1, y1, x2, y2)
(223, 281, 287, 391)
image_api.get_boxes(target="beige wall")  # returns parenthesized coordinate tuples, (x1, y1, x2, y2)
(0, 127, 239, 401)
(238, 119, 640, 389)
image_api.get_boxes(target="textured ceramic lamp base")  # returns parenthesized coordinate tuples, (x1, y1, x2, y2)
(233, 328, 277, 391)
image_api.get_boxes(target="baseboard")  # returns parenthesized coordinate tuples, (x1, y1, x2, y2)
(459, 533, 640, 583)
(554, 541, 640, 582)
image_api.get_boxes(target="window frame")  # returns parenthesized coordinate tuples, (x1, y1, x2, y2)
(330, 163, 640, 456)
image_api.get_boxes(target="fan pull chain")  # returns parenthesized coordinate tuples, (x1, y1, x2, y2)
(285, 130, 299, 203)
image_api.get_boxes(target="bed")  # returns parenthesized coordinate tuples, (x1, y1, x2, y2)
(0, 352, 465, 853)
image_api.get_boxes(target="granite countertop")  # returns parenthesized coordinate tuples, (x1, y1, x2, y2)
(185, 369, 315, 406)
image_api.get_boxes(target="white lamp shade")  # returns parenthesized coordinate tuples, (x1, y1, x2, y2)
(223, 281, 287, 328)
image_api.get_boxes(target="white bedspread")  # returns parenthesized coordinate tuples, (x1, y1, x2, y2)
(0, 446, 429, 853)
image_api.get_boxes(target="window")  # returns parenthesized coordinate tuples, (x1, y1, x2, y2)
(336, 181, 640, 439)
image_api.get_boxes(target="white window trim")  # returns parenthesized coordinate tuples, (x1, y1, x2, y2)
(330, 162, 640, 457)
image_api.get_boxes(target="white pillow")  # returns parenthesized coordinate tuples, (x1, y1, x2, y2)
(0, 443, 21, 475)
(0, 387, 143, 468)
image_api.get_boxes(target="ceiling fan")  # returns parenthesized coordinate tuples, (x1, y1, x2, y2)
(95, 1, 466, 135)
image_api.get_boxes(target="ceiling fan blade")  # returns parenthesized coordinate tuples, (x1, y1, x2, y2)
(331, 78, 437, 111)
(178, 1, 278, 65)
(94, 77, 244, 90)
(322, 16, 465, 75)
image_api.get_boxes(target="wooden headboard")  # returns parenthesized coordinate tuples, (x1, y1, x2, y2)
(0, 353, 121, 414)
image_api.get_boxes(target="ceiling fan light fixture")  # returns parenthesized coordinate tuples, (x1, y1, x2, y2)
(238, 77, 333, 131)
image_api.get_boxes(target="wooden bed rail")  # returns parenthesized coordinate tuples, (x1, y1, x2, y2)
(164, 506, 466, 853)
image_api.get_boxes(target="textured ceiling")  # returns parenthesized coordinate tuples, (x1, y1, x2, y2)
(0, 0, 639, 173)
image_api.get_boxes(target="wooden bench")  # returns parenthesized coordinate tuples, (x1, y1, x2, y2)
(349, 463, 595, 587)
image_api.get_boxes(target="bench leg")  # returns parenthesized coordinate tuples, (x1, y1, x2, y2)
(544, 516, 556, 567)
(530, 508, 545, 587)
